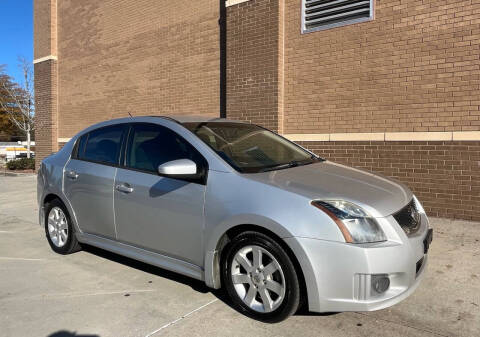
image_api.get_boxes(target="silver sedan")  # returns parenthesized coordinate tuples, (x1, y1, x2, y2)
(37, 116, 432, 322)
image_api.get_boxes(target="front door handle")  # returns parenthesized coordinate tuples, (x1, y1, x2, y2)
(66, 170, 78, 180)
(116, 183, 134, 194)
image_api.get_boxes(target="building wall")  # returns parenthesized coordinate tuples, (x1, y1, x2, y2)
(34, 0, 57, 59)
(34, 0, 58, 164)
(35, 0, 480, 221)
(283, 0, 480, 134)
(224, 0, 480, 222)
(226, 0, 284, 132)
(34, 60, 58, 162)
(280, 0, 480, 221)
(55, 0, 221, 140)
(298, 141, 480, 221)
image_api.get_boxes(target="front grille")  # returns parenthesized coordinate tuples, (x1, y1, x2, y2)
(393, 199, 421, 236)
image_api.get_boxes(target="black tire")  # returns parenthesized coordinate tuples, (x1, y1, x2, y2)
(44, 198, 81, 254)
(221, 231, 301, 323)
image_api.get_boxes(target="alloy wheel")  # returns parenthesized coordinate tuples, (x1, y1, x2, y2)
(47, 206, 68, 248)
(230, 245, 286, 313)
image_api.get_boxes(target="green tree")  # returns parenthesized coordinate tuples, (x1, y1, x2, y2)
(0, 59, 35, 157)
(0, 65, 22, 141)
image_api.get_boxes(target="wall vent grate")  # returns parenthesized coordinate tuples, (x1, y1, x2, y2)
(302, 0, 373, 33)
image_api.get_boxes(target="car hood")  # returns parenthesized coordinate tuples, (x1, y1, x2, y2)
(246, 161, 412, 217)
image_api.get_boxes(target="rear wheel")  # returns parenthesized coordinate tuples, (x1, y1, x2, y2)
(45, 199, 81, 254)
(222, 231, 300, 322)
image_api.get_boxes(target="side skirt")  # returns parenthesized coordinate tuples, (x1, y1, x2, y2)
(76, 233, 204, 281)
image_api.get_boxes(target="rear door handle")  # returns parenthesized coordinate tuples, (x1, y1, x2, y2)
(116, 183, 134, 194)
(66, 170, 78, 180)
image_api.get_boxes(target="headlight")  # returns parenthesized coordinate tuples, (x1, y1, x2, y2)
(311, 200, 387, 243)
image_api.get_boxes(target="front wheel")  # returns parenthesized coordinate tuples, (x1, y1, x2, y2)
(222, 231, 301, 322)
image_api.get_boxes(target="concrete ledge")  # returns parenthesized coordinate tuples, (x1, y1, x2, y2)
(284, 131, 480, 142)
(452, 131, 480, 141)
(385, 132, 451, 141)
(330, 133, 384, 141)
(59, 131, 480, 145)
(283, 134, 329, 141)
(226, 0, 251, 7)
(33, 55, 58, 64)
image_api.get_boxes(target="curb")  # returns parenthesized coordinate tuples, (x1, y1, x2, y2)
(1, 171, 37, 177)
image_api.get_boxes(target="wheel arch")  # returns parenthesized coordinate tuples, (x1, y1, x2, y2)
(204, 223, 309, 311)
(43, 193, 62, 206)
(41, 192, 80, 233)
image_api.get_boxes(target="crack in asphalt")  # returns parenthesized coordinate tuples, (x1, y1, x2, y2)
(145, 299, 219, 337)
(351, 312, 454, 337)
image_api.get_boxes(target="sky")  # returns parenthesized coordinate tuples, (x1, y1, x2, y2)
(0, 0, 33, 84)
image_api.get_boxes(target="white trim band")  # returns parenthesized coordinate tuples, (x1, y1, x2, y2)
(59, 131, 480, 144)
(284, 131, 480, 142)
(226, 0, 251, 7)
(33, 55, 58, 64)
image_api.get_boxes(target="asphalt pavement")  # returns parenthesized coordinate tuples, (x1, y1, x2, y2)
(0, 175, 479, 337)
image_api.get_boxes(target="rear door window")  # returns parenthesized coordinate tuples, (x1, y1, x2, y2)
(73, 133, 88, 159)
(79, 125, 126, 165)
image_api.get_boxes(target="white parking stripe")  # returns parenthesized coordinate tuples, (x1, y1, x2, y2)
(1, 289, 157, 302)
(0, 257, 45, 261)
(40, 289, 157, 299)
(145, 299, 218, 337)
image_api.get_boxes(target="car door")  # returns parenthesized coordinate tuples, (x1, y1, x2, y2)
(114, 123, 207, 267)
(64, 124, 127, 238)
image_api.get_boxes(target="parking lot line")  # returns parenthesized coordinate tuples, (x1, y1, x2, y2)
(0, 256, 45, 261)
(145, 299, 218, 337)
(0, 289, 159, 303)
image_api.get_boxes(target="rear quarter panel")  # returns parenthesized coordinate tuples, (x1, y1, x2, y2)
(38, 139, 80, 230)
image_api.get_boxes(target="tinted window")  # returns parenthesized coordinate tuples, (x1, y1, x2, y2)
(73, 134, 88, 159)
(80, 125, 125, 165)
(126, 124, 203, 173)
(183, 122, 321, 173)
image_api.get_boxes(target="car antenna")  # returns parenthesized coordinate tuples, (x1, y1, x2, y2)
(128, 111, 133, 118)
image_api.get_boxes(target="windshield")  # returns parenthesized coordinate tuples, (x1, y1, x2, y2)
(183, 122, 322, 173)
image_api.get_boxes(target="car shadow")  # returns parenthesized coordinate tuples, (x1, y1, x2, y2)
(148, 178, 189, 198)
(82, 244, 217, 295)
(295, 308, 340, 317)
(81, 244, 340, 321)
(48, 331, 99, 337)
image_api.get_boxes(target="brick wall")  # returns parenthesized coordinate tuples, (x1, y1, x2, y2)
(34, 0, 58, 169)
(56, 0, 221, 139)
(299, 141, 480, 221)
(226, 0, 283, 132)
(34, 0, 480, 221)
(284, 0, 480, 134)
(33, 0, 57, 59)
(34, 60, 58, 169)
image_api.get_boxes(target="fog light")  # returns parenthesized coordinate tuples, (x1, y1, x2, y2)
(371, 274, 390, 294)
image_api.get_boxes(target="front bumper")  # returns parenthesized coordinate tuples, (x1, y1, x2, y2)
(285, 214, 430, 313)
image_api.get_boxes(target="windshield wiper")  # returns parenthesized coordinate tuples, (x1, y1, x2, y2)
(260, 160, 311, 172)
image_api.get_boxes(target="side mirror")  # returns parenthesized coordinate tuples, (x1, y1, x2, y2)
(158, 159, 198, 178)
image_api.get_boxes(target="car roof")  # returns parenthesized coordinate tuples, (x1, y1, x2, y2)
(128, 115, 248, 124)
(73, 115, 251, 140)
